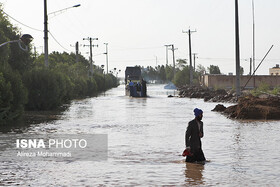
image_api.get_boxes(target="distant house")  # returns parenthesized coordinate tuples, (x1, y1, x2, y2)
(269, 64, 280, 75)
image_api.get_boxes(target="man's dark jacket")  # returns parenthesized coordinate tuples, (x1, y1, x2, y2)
(185, 119, 204, 152)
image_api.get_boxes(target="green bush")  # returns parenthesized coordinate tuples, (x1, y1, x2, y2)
(251, 83, 280, 96)
(0, 73, 13, 124)
(0, 67, 27, 124)
(0, 6, 119, 124)
(23, 66, 101, 110)
(23, 68, 68, 110)
(72, 77, 87, 98)
(55, 72, 73, 102)
(93, 73, 105, 91)
(109, 74, 119, 88)
(271, 87, 280, 95)
(251, 82, 270, 97)
(87, 78, 97, 96)
(174, 66, 190, 86)
(105, 74, 113, 89)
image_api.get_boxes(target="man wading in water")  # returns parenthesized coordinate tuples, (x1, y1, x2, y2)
(185, 108, 206, 163)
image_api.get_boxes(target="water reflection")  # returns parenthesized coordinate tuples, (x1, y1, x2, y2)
(185, 163, 205, 185)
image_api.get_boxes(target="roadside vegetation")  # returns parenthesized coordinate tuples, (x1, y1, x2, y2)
(140, 59, 221, 87)
(250, 83, 280, 97)
(0, 7, 118, 125)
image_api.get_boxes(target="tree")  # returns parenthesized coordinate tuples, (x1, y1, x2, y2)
(0, 4, 33, 73)
(158, 65, 166, 82)
(0, 5, 13, 63)
(0, 5, 28, 124)
(0, 66, 27, 123)
(0, 4, 119, 124)
(174, 66, 190, 86)
(208, 65, 221, 74)
(196, 64, 206, 75)
(165, 65, 174, 81)
(0, 72, 13, 124)
(176, 59, 187, 70)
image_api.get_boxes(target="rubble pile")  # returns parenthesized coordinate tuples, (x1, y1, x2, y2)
(212, 95, 280, 120)
(178, 85, 237, 103)
(178, 85, 280, 120)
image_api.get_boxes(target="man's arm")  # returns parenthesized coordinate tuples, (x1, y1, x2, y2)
(199, 121, 204, 138)
(185, 122, 192, 148)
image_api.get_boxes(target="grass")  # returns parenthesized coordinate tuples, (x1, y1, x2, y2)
(251, 83, 280, 97)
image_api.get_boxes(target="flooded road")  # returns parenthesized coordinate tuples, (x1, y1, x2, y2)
(1, 85, 280, 186)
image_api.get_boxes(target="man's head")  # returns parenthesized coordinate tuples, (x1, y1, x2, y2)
(194, 108, 203, 121)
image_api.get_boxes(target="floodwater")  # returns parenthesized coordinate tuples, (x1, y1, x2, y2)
(1, 84, 280, 186)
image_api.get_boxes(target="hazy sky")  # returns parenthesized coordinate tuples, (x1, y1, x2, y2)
(1, 0, 280, 75)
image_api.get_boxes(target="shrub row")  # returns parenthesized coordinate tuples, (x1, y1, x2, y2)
(0, 6, 118, 125)
(0, 65, 27, 124)
(0, 62, 119, 124)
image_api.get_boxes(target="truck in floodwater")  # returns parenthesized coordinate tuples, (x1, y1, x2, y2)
(125, 67, 147, 97)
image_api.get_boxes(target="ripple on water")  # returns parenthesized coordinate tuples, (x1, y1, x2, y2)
(1, 85, 280, 186)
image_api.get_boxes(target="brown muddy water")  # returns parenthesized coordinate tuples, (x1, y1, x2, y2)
(1, 85, 280, 186)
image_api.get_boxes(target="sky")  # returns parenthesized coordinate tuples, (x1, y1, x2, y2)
(1, 0, 280, 76)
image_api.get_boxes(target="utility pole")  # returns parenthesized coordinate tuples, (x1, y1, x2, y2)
(252, 0, 256, 73)
(155, 56, 158, 67)
(44, 2, 80, 67)
(83, 37, 98, 75)
(235, 0, 241, 97)
(164, 45, 171, 66)
(249, 58, 252, 75)
(70, 42, 81, 63)
(170, 44, 177, 80)
(44, 0, 49, 67)
(183, 29, 196, 85)
(252, 0, 256, 88)
(104, 43, 109, 74)
(75, 41, 79, 63)
(193, 53, 198, 72)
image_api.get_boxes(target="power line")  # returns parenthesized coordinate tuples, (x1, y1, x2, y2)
(199, 57, 236, 60)
(1, 10, 72, 53)
(83, 37, 98, 75)
(93, 53, 104, 57)
(109, 58, 164, 63)
(1, 10, 43, 32)
(111, 46, 164, 51)
(183, 28, 197, 85)
(49, 31, 71, 52)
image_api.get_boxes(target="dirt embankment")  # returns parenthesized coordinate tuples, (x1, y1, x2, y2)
(212, 95, 280, 120)
(178, 85, 237, 103)
(178, 85, 280, 120)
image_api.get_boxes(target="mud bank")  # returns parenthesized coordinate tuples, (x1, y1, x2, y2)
(212, 95, 280, 120)
(178, 85, 237, 103)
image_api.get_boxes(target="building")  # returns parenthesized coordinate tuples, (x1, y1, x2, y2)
(269, 64, 280, 75)
(201, 74, 280, 89)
